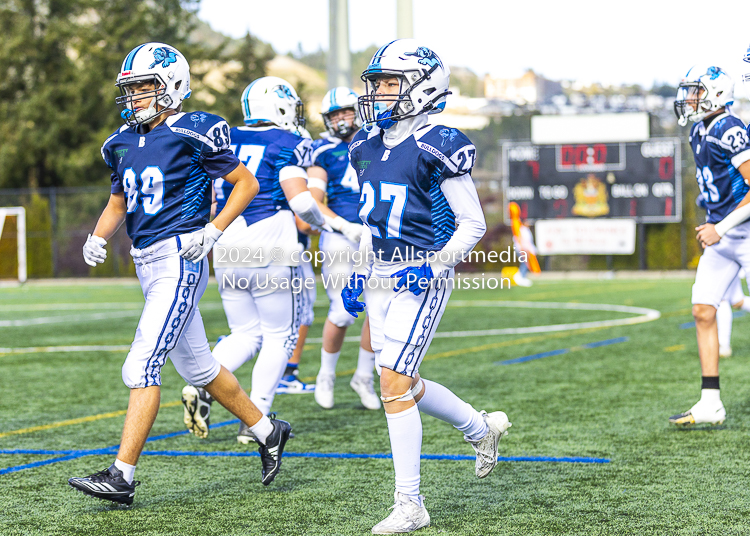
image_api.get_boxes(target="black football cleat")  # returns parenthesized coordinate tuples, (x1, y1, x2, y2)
(182, 385, 213, 438)
(68, 464, 140, 505)
(258, 418, 292, 486)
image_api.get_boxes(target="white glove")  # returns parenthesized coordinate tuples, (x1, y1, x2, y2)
(340, 220, 364, 244)
(178, 223, 223, 263)
(83, 234, 107, 267)
(326, 215, 363, 243)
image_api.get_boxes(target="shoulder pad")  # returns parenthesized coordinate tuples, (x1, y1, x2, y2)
(311, 137, 340, 162)
(167, 111, 232, 153)
(413, 125, 476, 177)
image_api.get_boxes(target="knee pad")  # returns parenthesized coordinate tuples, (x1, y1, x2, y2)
(381, 390, 414, 404)
(122, 355, 159, 389)
(410, 379, 424, 399)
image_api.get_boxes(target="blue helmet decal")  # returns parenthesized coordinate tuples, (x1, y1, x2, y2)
(404, 47, 442, 68)
(707, 66, 723, 80)
(274, 85, 294, 99)
(149, 47, 178, 69)
(744, 45, 750, 63)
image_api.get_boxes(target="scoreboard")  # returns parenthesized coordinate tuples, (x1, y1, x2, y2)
(501, 138, 682, 223)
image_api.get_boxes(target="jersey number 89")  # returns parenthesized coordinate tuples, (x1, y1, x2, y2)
(122, 167, 164, 215)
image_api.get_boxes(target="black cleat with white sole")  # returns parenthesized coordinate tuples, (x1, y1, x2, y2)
(258, 418, 292, 486)
(68, 464, 140, 505)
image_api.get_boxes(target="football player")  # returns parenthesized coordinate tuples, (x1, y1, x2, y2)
(670, 65, 750, 426)
(70, 43, 291, 505)
(180, 76, 329, 444)
(343, 40, 511, 534)
(308, 87, 380, 411)
(694, 194, 750, 358)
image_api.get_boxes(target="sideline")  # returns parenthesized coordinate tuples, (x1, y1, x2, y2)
(0, 418, 609, 476)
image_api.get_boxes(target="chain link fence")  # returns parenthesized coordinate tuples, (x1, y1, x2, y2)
(0, 187, 135, 279)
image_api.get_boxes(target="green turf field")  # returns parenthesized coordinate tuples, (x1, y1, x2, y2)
(3, 277, 750, 536)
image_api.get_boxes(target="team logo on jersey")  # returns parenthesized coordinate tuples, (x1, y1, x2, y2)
(439, 128, 458, 147)
(357, 160, 371, 176)
(149, 47, 178, 69)
(404, 47, 441, 68)
(572, 174, 609, 217)
(190, 113, 207, 127)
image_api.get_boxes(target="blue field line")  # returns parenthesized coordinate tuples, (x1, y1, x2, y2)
(495, 337, 629, 365)
(1, 447, 610, 466)
(680, 311, 746, 330)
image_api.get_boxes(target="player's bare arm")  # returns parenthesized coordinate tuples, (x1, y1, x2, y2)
(92, 193, 127, 240)
(696, 160, 750, 247)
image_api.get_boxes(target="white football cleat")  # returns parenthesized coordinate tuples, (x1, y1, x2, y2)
(719, 345, 732, 358)
(466, 410, 511, 478)
(372, 492, 430, 534)
(315, 373, 335, 409)
(669, 400, 726, 426)
(350, 374, 381, 410)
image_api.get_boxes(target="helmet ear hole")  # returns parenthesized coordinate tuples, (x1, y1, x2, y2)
(175, 80, 182, 90)
(424, 88, 436, 95)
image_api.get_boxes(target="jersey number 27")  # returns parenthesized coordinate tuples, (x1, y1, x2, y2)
(359, 181, 407, 239)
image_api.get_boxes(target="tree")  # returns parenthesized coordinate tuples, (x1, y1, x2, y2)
(0, 0, 272, 189)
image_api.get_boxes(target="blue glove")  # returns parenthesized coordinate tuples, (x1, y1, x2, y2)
(341, 273, 367, 318)
(393, 263, 434, 296)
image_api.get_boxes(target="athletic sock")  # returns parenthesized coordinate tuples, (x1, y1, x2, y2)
(386, 404, 422, 502)
(355, 347, 376, 379)
(114, 458, 136, 484)
(415, 379, 488, 441)
(249, 415, 274, 445)
(284, 363, 299, 377)
(319, 349, 340, 377)
(716, 301, 733, 349)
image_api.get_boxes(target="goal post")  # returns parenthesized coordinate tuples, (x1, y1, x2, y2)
(0, 207, 27, 283)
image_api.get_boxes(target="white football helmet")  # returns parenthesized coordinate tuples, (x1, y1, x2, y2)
(359, 39, 451, 129)
(240, 76, 305, 131)
(674, 65, 734, 126)
(115, 42, 191, 126)
(741, 42, 750, 101)
(321, 87, 362, 138)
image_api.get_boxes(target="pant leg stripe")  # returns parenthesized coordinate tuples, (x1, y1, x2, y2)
(154, 257, 204, 375)
(408, 282, 449, 376)
(392, 288, 431, 373)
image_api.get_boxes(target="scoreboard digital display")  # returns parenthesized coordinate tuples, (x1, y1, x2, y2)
(501, 138, 682, 223)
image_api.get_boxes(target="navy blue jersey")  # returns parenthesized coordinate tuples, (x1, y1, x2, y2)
(689, 111, 750, 223)
(215, 127, 312, 226)
(102, 111, 240, 249)
(311, 136, 360, 223)
(350, 124, 476, 258)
